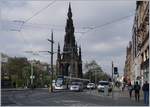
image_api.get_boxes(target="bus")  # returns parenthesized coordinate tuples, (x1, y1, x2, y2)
(54, 75, 90, 90)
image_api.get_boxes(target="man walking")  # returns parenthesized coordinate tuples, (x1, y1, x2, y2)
(134, 81, 141, 102)
(142, 81, 149, 105)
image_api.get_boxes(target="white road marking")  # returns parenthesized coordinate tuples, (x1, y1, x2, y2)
(61, 100, 80, 103)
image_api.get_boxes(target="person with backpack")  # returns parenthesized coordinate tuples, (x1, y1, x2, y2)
(134, 81, 141, 102)
(142, 81, 149, 105)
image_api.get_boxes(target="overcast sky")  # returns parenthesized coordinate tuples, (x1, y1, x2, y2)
(0, 0, 136, 75)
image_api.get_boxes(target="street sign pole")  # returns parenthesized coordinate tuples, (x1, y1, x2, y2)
(0, 53, 1, 76)
(112, 61, 114, 99)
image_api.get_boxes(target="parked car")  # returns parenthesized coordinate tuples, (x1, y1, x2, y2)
(87, 83, 96, 89)
(69, 82, 83, 92)
(97, 81, 112, 92)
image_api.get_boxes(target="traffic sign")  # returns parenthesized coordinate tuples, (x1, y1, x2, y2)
(1, 57, 8, 63)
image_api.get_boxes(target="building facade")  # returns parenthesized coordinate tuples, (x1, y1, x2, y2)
(56, 4, 83, 78)
(125, 1, 149, 86)
(124, 41, 133, 84)
(1, 53, 11, 88)
(136, 1, 149, 85)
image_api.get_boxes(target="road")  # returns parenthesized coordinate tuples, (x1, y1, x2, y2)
(1, 88, 147, 106)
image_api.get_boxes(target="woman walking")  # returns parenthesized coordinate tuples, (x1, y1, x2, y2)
(128, 82, 133, 99)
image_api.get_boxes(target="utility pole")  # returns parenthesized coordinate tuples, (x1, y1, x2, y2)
(95, 70, 97, 85)
(112, 61, 114, 98)
(47, 30, 54, 92)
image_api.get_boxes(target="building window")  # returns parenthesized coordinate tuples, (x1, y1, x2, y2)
(141, 53, 144, 63)
(147, 47, 149, 59)
(143, 51, 146, 61)
(145, 50, 148, 60)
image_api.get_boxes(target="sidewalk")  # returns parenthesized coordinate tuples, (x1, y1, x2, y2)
(1, 88, 29, 91)
(85, 87, 144, 99)
(85, 88, 146, 106)
(1, 88, 49, 91)
(120, 89, 144, 99)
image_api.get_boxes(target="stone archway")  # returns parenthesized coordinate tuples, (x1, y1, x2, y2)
(64, 63, 71, 76)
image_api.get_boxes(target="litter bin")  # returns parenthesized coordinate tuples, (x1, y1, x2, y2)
(104, 85, 109, 96)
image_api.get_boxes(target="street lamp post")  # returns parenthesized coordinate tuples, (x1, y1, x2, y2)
(24, 51, 38, 89)
(30, 61, 35, 89)
(31, 61, 33, 88)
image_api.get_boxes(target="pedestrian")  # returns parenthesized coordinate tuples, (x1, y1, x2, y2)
(134, 81, 141, 102)
(128, 82, 133, 99)
(122, 83, 125, 92)
(142, 81, 149, 105)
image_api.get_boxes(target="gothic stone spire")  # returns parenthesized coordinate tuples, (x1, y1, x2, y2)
(68, 3, 72, 18)
(79, 46, 82, 61)
(63, 3, 76, 56)
(57, 43, 61, 60)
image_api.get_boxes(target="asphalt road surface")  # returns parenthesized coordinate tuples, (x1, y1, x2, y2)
(1, 88, 146, 106)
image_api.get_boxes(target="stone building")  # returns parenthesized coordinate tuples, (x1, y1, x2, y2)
(1, 53, 11, 88)
(56, 4, 83, 78)
(136, 1, 149, 85)
(125, 1, 149, 85)
(124, 41, 133, 83)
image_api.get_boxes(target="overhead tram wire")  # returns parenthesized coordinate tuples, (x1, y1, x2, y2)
(11, 6, 134, 49)
(14, 0, 115, 1)
(11, 13, 134, 35)
(19, 0, 56, 31)
(17, 13, 134, 48)
(75, 14, 134, 52)
(14, 0, 56, 56)
(82, 14, 134, 35)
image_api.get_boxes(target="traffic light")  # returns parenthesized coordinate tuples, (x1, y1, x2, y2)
(114, 67, 118, 74)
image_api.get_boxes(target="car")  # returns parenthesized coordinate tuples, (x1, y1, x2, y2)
(69, 82, 83, 92)
(97, 81, 112, 92)
(87, 83, 96, 89)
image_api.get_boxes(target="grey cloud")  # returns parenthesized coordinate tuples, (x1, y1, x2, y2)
(1, 0, 28, 8)
(1, 1, 136, 75)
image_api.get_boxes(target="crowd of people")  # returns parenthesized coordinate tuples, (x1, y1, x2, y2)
(126, 81, 149, 105)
